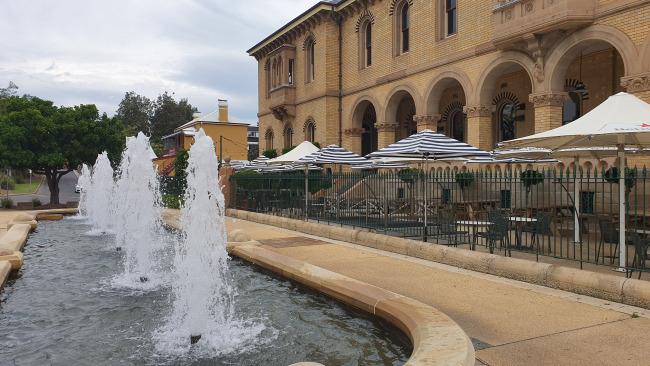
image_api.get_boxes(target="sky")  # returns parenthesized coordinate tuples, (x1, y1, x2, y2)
(0, 0, 317, 124)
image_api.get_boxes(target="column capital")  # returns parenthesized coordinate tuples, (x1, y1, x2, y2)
(621, 72, 650, 93)
(463, 105, 491, 118)
(529, 92, 568, 107)
(376, 122, 398, 132)
(344, 128, 364, 137)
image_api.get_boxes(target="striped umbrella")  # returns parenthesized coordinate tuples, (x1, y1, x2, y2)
(366, 129, 491, 160)
(240, 156, 270, 171)
(351, 161, 410, 170)
(258, 163, 321, 174)
(298, 144, 368, 165)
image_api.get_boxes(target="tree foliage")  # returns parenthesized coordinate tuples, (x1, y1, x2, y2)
(0, 95, 125, 204)
(116, 91, 153, 136)
(150, 92, 196, 142)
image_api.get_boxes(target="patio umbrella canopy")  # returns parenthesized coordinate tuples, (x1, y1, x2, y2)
(268, 141, 320, 164)
(240, 155, 270, 171)
(498, 92, 650, 270)
(367, 129, 491, 160)
(298, 144, 368, 165)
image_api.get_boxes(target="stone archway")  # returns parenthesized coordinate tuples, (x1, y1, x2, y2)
(424, 71, 472, 141)
(384, 86, 419, 147)
(348, 97, 380, 155)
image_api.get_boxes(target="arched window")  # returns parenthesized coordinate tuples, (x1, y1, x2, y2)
(283, 125, 293, 149)
(304, 119, 316, 143)
(305, 37, 315, 83)
(265, 129, 274, 151)
(361, 105, 377, 156)
(497, 101, 517, 143)
(364, 22, 372, 67)
(449, 109, 465, 142)
(264, 60, 271, 95)
(445, 0, 457, 36)
(400, 3, 410, 53)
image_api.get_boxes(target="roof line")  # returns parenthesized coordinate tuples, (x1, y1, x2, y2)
(247, 0, 353, 56)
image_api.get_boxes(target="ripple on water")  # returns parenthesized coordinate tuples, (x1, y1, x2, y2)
(0, 219, 410, 365)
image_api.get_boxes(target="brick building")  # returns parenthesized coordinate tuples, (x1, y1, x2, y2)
(248, 0, 650, 163)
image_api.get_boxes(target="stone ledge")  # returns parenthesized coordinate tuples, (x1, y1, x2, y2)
(227, 209, 650, 310)
(0, 260, 10, 289)
(230, 242, 475, 366)
(0, 250, 23, 270)
(0, 224, 32, 252)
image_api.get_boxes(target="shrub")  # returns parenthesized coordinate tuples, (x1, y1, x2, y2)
(162, 194, 182, 209)
(604, 167, 637, 189)
(232, 170, 264, 190)
(263, 149, 278, 159)
(32, 198, 42, 207)
(455, 172, 475, 188)
(0, 175, 15, 190)
(397, 168, 422, 183)
(520, 170, 545, 189)
(1, 197, 13, 209)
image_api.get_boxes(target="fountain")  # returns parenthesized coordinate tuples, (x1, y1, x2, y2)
(156, 129, 264, 355)
(76, 164, 91, 218)
(113, 132, 162, 286)
(86, 152, 115, 234)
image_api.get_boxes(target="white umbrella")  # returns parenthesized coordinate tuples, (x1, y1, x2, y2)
(268, 141, 320, 164)
(499, 92, 650, 270)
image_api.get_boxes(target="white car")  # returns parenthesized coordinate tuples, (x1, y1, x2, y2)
(75, 184, 83, 193)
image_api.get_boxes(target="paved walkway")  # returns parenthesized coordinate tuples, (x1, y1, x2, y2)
(10, 172, 79, 204)
(224, 217, 650, 366)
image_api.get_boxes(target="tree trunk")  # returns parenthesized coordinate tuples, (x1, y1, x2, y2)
(45, 171, 60, 205)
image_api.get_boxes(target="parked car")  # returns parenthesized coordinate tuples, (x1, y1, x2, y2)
(75, 184, 83, 193)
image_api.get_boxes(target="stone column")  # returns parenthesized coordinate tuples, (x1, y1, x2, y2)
(621, 73, 650, 103)
(529, 92, 567, 133)
(463, 105, 492, 150)
(414, 114, 440, 132)
(343, 128, 364, 155)
(376, 122, 397, 149)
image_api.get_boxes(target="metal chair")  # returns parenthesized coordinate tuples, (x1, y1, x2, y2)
(475, 211, 511, 255)
(521, 212, 553, 253)
(627, 233, 649, 280)
(596, 219, 619, 264)
(434, 209, 469, 247)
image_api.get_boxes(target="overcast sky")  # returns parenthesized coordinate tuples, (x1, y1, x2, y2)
(0, 0, 316, 124)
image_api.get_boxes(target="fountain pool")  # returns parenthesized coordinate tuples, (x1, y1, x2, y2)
(0, 218, 411, 366)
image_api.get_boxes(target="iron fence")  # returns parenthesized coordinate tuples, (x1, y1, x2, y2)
(230, 167, 650, 276)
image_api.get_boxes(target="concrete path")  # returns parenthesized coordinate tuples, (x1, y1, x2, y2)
(224, 217, 650, 366)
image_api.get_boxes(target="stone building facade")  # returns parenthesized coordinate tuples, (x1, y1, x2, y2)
(248, 0, 650, 162)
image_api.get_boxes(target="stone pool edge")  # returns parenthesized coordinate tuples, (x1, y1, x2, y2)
(162, 210, 476, 366)
(226, 209, 650, 311)
(0, 209, 78, 290)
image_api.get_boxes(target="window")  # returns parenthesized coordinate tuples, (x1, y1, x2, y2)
(500, 190, 512, 209)
(563, 91, 581, 125)
(580, 191, 595, 214)
(449, 109, 465, 142)
(265, 129, 274, 150)
(364, 22, 372, 67)
(304, 120, 316, 142)
(400, 3, 410, 53)
(283, 125, 293, 149)
(445, 0, 457, 36)
(497, 102, 517, 143)
(305, 38, 315, 83)
(288, 59, 294, 85)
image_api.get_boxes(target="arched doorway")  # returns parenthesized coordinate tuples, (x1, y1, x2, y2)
(425, 73, 470, 142)
(386, 89, 417, 141)
(361, 104, 377, 156)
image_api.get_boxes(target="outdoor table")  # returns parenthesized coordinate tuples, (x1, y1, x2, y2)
(510, 216, 537, 249)
(456, 220, 493, 248)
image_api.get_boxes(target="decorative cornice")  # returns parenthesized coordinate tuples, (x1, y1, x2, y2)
(376, 122, 398, 132)
(621, 73, 650, 93)
(344, 127, 365, 137)
(529, 92, 568, 107)
(388, 0, 413, 16)
(463, 105, 491, 118)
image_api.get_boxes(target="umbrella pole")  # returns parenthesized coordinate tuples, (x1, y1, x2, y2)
(304, 165, 309, 221)
(573, 156, 581, 246)
(423, 156, 429, 242)
(618, 144, 627, 271)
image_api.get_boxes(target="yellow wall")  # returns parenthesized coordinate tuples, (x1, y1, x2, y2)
(192, 123, 249, 161)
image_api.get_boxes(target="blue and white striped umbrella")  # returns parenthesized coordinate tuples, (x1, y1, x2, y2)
(366, 129, 491, 160)
(240, 156, 270, 171)
(466, 156, 559, 164)
(298, 144, 368, 165)
(258, 163, 321, 174)
(351, 161, 410, 170)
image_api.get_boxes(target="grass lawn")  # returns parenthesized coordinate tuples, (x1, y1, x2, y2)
(7, 179, 42, 195)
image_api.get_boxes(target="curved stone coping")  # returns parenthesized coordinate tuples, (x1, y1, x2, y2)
(0, 260, 10, 289)
(227, 209, 650, 310)
(230, 241, 475, 366)
(0, 224, 32, 252)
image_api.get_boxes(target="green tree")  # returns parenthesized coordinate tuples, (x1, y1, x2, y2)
(174, 149, 189, 194)
(0, 96, 125, 204)
(0, 81, 18, 98)
(116, 91, 153, 136)
(150, 92, 196, 143)
(247, 144, 259, 161)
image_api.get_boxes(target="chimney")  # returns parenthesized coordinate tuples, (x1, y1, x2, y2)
(218, 99, 228, 122)
(192, 112, 202, 119)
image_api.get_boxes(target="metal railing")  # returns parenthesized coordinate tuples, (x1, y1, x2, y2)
(231, 168, 649, 276)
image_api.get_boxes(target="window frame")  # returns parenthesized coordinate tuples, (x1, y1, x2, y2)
(305, 38, 316, 83)
(400, 2, 410, 54)
(445, 0, 457, 37)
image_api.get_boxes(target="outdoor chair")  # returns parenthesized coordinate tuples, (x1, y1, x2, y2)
(433, 210, 469, 247)
(475, 211, 511, 255)
(596, 219, 619, 264)
(626, 233, 649, 280)
(521, 212, 553, 254)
